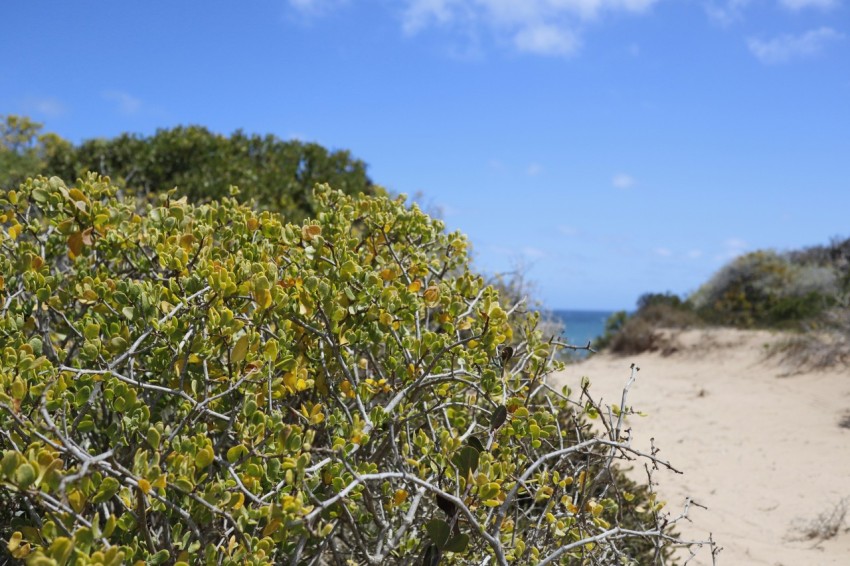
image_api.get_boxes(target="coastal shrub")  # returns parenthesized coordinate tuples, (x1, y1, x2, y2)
(0, 176, 701, 564)
(595, 294, 700, 355)
(690, 251, 838, 328)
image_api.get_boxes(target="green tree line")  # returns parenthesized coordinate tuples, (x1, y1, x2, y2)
(1, 115, 378, 221)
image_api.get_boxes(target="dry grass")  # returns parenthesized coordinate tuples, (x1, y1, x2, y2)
(789, 497, 849, 543)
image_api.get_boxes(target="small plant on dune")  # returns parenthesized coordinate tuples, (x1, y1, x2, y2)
(1, 176, 712, 564)
(789, 497, 849, 543)
(595, 294, 701, 356)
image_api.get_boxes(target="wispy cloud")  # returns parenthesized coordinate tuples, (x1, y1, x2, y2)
(514, 24, 580, 56)
(687, 249, 703, 259)
(747, 27, 844, 64)
(102, 90, 142, 115)
(527, 162, 543, 176)
(288, 0, 347, 14)
(558, 225, 580, 236)
(23, 97, 66, 118)
(522, 246, 546, 259)
(401, 0, 660, 57)
(612, 173, 635, 189)
(779, 0, 839, 10)
(654, 247, 672, 257)
(704, 0, 751, 26)
(714, 237, 748, 261)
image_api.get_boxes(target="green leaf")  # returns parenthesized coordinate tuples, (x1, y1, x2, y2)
(1, 451, 19, 478)
(490, 405, 508, 430)
(421, 544, 441, 566)
(91, 476, 121, 504)
(425, 519, 450, 549)
(14, 463, 36, 489)
(146, 427, 161, 449)
(226, 445, 247, 463)
(465, 436, 485, 453)
(148, 549, 171, 565)
(444, 533, 469, 553)
(452, 446, 480, 478)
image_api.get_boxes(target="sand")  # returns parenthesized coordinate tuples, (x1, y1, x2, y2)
(553, 328, 850, 565)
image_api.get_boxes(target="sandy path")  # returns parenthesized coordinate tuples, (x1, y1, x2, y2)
(553, 328, 850, 565)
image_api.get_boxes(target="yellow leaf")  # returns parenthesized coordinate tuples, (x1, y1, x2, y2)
(407, 280, 421, 292)
(68, 188, 89, 203)
(393, 489, 408, 506)
(247, 217, 259, 231)
(423, 285, 440, 307)
(7, 531, 22, 552)
(67, 232, 83, 258)
(301, 224, 321, 241)
(195, 446, 214, 469)
(231, 334, 249, 363)
(380, 268, 396, 281)
(138, 479, 151, 494)
(152, 474, 167, 489)
(8, 224, 21, 240)
(253, 288, 272, 310)
(180, 233, 195, 251)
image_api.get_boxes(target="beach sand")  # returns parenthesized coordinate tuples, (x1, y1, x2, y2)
(554, 328, 850, 565)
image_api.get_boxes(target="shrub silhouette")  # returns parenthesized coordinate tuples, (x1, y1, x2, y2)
(1, 177, 701, 564)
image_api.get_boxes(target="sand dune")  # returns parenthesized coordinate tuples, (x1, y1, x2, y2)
(554, 328, 850, 565)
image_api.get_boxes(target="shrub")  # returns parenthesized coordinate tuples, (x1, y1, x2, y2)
(690, 251, 838, 328)
(595, 294, 700, 355)
(1, 176, 701, 564)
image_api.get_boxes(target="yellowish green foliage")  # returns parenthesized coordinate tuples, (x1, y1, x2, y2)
(0, 176, 673, 565)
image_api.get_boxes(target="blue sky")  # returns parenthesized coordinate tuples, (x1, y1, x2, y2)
(2, 0, 848, 309)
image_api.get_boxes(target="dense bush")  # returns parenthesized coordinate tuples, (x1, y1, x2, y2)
(595, 294, 701, 355)
(0, 177, 696, 564)
(690, 251, 838, 328)
(1, 115, 376, 221)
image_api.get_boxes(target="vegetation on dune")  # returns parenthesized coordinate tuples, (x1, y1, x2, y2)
(597, 240, 850, 362)
(0, 176, 705, 564)
(1, 115, 376, 221)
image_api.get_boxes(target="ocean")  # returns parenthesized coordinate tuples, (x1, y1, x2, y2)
(550, 309, 617, 352)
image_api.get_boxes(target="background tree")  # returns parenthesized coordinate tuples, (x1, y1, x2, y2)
(1, 116, 377, 221)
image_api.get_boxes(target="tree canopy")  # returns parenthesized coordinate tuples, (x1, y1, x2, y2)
(1, 116, 376, 222)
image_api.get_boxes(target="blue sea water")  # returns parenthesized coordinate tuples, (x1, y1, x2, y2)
(550, 310, 616, 350)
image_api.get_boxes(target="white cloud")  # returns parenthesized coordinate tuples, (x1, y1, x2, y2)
(288, 0, 347, 14)
(612, 173, 635, 189)
(522, 246, 546, 259)
(654, 247, 672, 257)
(704, 0, 751, 26)
(514, 23, 580, 56)
(401, 0, 660, 56)
(23, 97, 66, 117)
(779, 0, 839, 10)
(527, 162, 544, 175)
(747, 27, 844, 64)
(687, 249, 703, 259)
(102, 90, 142, 115)
(558, 225, 580, 236)
(714, 237, 748, 261)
